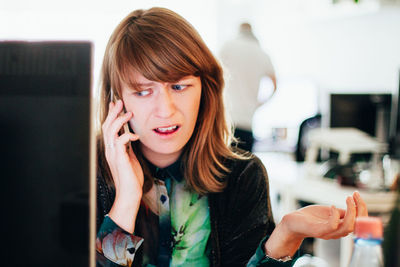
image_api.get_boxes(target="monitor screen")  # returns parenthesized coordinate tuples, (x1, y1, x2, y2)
(330, 93, 392, 142)
(0, 41, 93, 266)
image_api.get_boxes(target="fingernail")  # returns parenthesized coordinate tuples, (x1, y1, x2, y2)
(347, 196, 355, 203)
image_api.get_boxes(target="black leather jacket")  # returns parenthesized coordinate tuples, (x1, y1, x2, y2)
(97, 155, 276, 267)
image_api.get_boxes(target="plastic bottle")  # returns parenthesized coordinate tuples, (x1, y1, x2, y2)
(349, 216, 384, 267)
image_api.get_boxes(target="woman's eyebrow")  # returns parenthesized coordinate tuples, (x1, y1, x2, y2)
(176, 77, 195, 83)
(136, 82, 156, 87)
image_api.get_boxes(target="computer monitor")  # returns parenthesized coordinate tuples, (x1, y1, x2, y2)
(0, 41, 94, 266)
(330, 93, 392, 142)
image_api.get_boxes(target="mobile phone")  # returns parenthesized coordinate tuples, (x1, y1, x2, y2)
(111, 88, 131, 134)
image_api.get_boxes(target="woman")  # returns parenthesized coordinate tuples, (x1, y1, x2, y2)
(96, 7, 368, 267)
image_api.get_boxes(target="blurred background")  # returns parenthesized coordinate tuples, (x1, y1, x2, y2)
(2, 0, 400, 149)
(1, 0, 400, 266)
(0, 0, 400, 151)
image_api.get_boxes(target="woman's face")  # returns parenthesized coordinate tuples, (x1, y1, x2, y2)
(121, 73, 202, 167)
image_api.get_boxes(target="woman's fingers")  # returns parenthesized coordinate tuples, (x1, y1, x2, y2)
(103, 105, 137, 165)
(334, 207, 346, 220)
(342, 196, 357, 230)
(108, 111, 133, 139)
(295, 193, 369, 241)
(102, 100, 124, 132)
(322, 196, 356, 239)
(115, 132, 139, 153)
(353, 191, 368, 217)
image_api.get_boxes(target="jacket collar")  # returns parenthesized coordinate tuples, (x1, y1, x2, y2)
(144, 156, 183, 182)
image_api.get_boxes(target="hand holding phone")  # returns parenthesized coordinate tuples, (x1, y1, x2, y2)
(103, 89, 143, 233)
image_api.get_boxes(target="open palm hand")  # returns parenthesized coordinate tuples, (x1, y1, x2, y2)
(284, 191, 368, 240)
(265, 191, 368, 259)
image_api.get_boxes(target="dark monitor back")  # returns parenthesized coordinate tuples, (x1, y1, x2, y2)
(0, 41, 92, 266)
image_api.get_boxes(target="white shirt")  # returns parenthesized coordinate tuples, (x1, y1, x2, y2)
(219, 32, 275, 131)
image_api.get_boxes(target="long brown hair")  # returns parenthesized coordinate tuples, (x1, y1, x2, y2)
(98, 7, 247, 195)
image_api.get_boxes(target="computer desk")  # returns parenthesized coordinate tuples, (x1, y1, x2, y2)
(255, 151, 397, 267)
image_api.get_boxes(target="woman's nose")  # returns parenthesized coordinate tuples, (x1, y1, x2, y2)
(155, 87, 176, 118)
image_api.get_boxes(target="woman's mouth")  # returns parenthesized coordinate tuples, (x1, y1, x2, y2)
(153, 125, 180, 135)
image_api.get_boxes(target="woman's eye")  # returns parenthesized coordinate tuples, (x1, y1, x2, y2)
(171, 84, 187, 91)
(135, 89, 151, 97)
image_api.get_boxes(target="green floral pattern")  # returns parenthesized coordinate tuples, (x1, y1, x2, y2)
(170, 181, 210, 266)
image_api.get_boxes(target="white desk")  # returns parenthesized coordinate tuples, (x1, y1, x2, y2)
(255, 152, 397, 267)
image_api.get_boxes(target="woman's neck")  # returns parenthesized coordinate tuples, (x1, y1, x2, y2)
(140, 144, 182, 168)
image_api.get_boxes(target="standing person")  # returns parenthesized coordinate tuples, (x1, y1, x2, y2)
(219, 22, 277, 152)
(96, 7, 368, 267)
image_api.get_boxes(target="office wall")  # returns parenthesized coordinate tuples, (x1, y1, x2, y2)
(306, 8, 400, 93)
(217, 2, 400, 93)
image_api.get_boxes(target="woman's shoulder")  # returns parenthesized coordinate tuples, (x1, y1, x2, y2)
(225, 149, 268, 187)
(227, 148, 266, 173)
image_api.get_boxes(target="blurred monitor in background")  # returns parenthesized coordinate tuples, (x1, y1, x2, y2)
(328, 93, 391, 163)
(330, 93, 392, 142)
(0, 41, 93, 266)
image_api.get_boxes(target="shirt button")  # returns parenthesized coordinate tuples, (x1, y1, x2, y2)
(127, 247, 136, 254)
(160, 195, 167, 204)
(157, 170, 167, 180)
